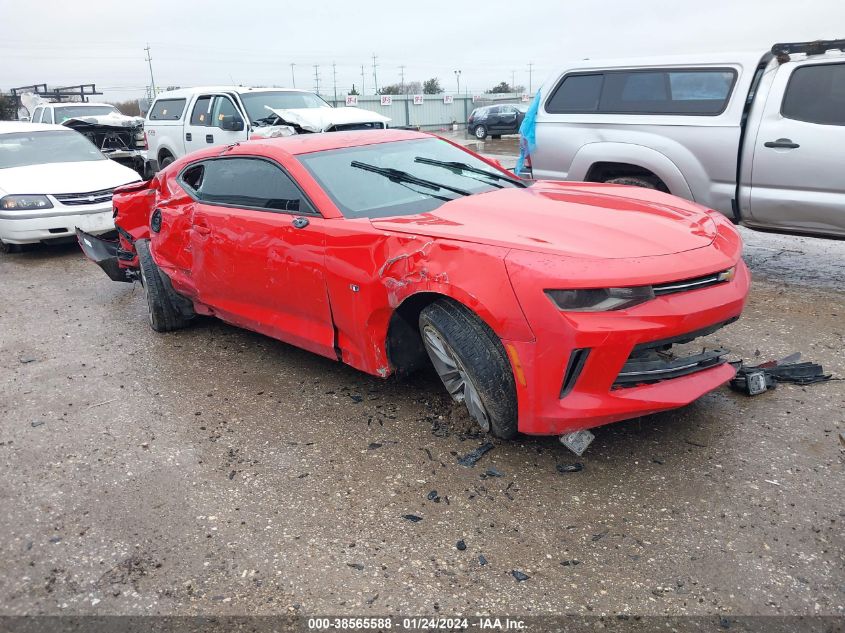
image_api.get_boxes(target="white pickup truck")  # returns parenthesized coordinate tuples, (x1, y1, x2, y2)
(526, 39, 845, 239)
(144, 86, 390, 171)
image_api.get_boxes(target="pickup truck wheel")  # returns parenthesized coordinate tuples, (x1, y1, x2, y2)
(136, 239, 190, 333)
(159, 154, 174, 169)
(419, 300, 518, 439)
(474, 125, 488, 140)
(604, 176, 658, 190)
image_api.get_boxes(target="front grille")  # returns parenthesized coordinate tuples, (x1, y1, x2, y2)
(653, 270, 731, 297)
(612, 318, 737, 389)
(53, 188, 114, 206)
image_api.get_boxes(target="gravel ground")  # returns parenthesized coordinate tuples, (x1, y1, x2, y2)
(0, 226, 842, 620)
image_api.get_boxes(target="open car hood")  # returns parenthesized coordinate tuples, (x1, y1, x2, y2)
(62, 112, 144, 130)
(370, 182, 718, 259)
(264, 106, 390, 133)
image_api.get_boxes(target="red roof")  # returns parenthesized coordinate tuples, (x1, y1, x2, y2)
(248, 129, 430, 155)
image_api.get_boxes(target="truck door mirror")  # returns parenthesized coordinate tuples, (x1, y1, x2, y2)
(220, 116, 245, 132)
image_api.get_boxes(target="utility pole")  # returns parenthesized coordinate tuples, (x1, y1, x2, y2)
(399, 65, 406, 94)
(144, 44, 157, 97)
(313, 65, 320, 95)
(332, 62, 338, 104)
(361, 64, 366, 97)
(454, 69, 461, 95)
(372, 54, 378, 94)
(290, 63, 296, 88)
(528, 62, 534, 94)
(511, 70, 515, 92)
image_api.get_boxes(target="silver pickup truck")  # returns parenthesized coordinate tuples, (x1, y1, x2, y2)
(525, 40, 845, 239)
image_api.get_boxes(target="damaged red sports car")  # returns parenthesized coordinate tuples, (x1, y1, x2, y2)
(78, 130, 749, 450)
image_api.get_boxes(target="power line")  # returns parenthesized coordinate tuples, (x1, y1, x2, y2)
(361, 64, 366, 96)
(332, 62, 338, 103)
(399, 65, 405, 94)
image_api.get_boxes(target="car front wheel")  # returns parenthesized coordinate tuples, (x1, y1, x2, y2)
(473, 125, 488, 140)
(419, 299, 518, 439)
(136, 239, 192, 332)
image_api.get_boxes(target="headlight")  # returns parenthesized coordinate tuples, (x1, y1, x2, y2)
(1, 195, 53, 211)
(546, 286, 655, 312)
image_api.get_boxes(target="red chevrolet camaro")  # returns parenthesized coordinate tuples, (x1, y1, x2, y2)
(78, 130, 749, 450)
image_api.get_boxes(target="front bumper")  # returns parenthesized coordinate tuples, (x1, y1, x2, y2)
(503, 254, 750, 436)
(0, 205, 114, 244)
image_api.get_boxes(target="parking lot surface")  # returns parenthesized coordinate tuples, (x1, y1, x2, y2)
(0, 228, 842, 617)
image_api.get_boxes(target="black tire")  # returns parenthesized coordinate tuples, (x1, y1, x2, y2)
(0, 240, 23, 254)
(604, 176, 659, 190)
(473, 125, 488, 140)
(419, 299, 518, 439)
(136, 239, 191, 332)
(159, 153, 175, 169)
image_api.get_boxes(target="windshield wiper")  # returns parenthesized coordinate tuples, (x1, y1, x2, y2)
(350, 161, 471, 197)
(414, 157, 526, 187)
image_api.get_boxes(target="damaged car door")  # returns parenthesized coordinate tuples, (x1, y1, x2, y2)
(181, 156, 337, 359)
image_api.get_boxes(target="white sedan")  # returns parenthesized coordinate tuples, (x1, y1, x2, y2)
(0, 122, 141, 253)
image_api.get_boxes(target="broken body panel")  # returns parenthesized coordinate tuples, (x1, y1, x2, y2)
(79, 130, 749, 438)
(63, 113, 147, 176)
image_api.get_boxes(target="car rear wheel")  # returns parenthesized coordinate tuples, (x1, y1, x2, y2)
(136, 239, 191, 332)
(419, 299, 518, 439)
(474, 125, 488, 140)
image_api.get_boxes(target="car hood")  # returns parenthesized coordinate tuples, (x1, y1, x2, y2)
(0, 159, 141, 196)
(264, 106, 391, 132)
(62, 112, 144, 130)
(370, 181, 717, 259)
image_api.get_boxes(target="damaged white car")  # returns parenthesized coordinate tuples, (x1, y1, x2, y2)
(143, 86, 390, 171)
(22, 95, 147, 177)
(0, 122, 141, 252)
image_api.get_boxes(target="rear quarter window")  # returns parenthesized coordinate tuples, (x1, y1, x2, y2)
(148, 98, 187, 121)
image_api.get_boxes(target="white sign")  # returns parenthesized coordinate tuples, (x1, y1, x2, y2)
(345, 94, 358, 106)
(443, 95, 454, 104)
(521, 93, 530, 102)
(380, 95, 393, 106)
(413, 94, 424, 105)
(472, 95, 481, 103)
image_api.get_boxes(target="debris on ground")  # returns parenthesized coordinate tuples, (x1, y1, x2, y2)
(556, 463, 584, 474)
(402, 514, 423, 523)
(346, 563, 364, 571)
(426, 490, 440, 503)
(30, 420, 45, 428)
(367, 442, 382, 450)
(478, 555, 488, 566)
(560, 559, 581, 566)
(730, 352, 833, 395)
(481, 467, 504, 478)
(457, 442, 494, 467)
(511, 570, 530, 582)
(456, 539, 466, 551)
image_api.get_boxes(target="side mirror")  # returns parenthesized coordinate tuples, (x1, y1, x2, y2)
(220, 116, 245, 132)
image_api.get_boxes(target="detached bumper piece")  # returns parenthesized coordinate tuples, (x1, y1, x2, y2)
(75, 228, 133, 283)
(730, 352, 833, 396)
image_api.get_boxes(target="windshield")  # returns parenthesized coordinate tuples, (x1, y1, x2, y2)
(298, 138, 522, 218)
(0, 130, 105, 169)
(53, 105, 118, 123)
(240, 91, 330, 123)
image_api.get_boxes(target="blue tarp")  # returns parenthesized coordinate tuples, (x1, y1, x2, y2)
(516, 91, 542, 175)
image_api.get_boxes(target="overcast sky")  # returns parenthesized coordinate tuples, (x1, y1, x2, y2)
(2, 0, 842, 102)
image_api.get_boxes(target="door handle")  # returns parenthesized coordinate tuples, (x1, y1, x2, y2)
(206, 134, 214, 143)
(764, 138, 800, 149)
(185, 132, 192, 141)
(291, 216, 310, 229)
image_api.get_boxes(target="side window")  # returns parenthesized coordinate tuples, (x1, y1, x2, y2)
(193, 158, 315, 213)
(31, 107, 43, 123)
(190, 96, 213, 126)
(180, 163, 205, 193)
(41, 108, 54, 124)
(782, 63, 845, 126)
(546, 74, 604, 113)
(149, 98, 187, 121)
(211, 96, 242, 129)
(601, 70, 735, 115)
